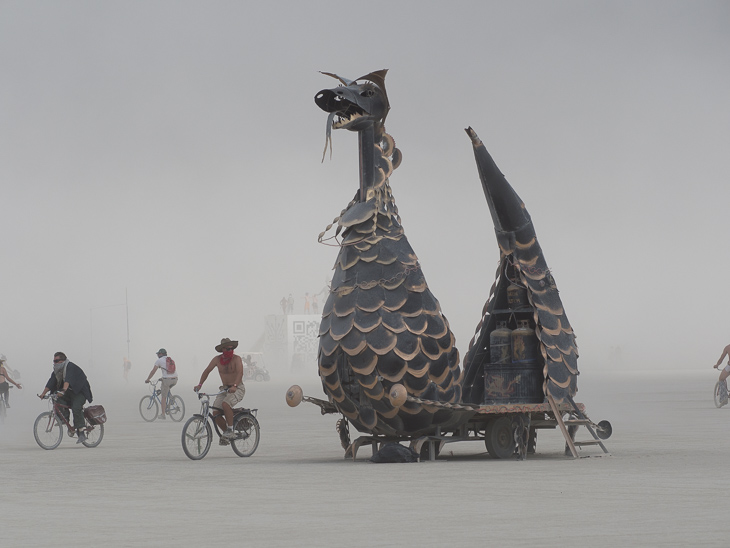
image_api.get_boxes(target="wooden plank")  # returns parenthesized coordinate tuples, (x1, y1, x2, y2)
(473, 401, 585, 415)
(563, 419, 591, 426)
(547, 393, 579, 458)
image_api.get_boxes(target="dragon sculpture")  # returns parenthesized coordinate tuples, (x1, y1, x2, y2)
(287, 69, 584, 454)
(311, 70, 463, 438)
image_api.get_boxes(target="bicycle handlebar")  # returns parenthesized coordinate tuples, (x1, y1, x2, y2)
(195, 389, 228, 399)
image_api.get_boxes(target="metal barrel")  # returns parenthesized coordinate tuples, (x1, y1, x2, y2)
(489, 322, 512, 364)
(507, 281, 529, 310)
(511, 320, 540, 364)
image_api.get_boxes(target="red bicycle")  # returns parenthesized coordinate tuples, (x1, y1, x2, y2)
(33, 393, 104, 449)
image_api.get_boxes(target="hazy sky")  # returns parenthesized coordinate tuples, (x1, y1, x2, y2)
(2, 1, 729, 385)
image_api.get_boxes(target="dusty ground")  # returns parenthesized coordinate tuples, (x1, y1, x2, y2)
(1, 369, 724, 547)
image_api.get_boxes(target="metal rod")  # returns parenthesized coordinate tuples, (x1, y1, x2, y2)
(125, 288, 130, 359)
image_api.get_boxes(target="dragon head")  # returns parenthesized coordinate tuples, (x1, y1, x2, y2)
(315, 69, 390, 131)
(315, 70, 391, 162)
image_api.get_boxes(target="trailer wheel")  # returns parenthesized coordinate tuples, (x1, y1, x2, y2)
(484, 417, 516, 459)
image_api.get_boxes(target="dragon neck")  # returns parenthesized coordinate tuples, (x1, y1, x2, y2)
(358, 124, 376, 202)
(357, 124, 400, 203)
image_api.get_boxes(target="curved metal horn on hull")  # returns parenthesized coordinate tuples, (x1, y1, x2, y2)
(462, 127, 579, 404)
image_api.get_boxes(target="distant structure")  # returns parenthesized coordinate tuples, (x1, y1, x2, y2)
(265, 314, 319, 372)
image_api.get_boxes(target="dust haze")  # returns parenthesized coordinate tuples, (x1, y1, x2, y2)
(3, 1, 728, 385)
(1, 2, 729, 545)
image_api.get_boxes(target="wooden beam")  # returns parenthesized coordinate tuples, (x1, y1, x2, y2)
(547, 393, 579, 458)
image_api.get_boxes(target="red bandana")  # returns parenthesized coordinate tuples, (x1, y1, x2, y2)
(220, 350, 234, 365)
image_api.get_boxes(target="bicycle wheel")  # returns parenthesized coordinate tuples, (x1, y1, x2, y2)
(34, 411, 63, 450)
(139, 395, 159, 422)
(167, 395, 185, 422)
(182, 416, 212, 460)
(231, 413, 260, 457)
(82, 423, 104, 447)
(715, 382, 727, 408)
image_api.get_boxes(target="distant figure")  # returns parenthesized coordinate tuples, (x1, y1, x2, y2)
(312, 293, 319, 315)
(280, 296, 288, 315)
(287, 294, 294, 314)
(304, 292, 311, 314)
(0, 353, 20, 381)
(38, 352, 93, 444)
(0, 355, 22, 407)
(714, 344, 730, 379)
(195, 338, 244, 444)
(122, 357, 132, 381)
(144, 348, 178, 419)
(714, 344, 730, 406)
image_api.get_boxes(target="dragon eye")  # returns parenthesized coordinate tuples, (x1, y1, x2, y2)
(361, 89, 374, 98)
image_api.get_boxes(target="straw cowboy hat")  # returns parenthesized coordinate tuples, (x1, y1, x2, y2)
(215, 338, 239, 353)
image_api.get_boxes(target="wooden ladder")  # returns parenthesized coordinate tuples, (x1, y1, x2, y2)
(547, 393, 610, 458)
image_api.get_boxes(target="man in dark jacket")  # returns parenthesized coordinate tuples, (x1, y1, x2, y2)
(39, 352, 93, 444)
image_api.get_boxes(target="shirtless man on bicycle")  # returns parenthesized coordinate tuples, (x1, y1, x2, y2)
(194, 338, 244, 442)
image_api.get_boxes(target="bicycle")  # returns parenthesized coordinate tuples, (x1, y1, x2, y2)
(33, 393, 104, 449)
(139, 379, 185, 422)
(181, 389, 260, 460)
(715, 379, 728, 408)
(0, 386, 13, 422)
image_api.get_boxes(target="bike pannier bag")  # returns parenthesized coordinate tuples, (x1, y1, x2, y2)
(84, 405, 107, 425)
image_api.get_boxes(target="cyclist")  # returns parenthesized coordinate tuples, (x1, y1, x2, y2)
(38, 352, 93, 444)
(194, 338, 244, 443)
(714, 344, 730, 406)
(0, 355, 22, 407)
(144, 348, 178, 420)
(714, 344, 730, 377)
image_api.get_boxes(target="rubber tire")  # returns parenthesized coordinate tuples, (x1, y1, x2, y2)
(34, 411, 63, 450)
(168, 395, 186, 422)
(230, 414, 260, 457)
(715, 382, 726, 408)
(484, 416, 516, 459)
(139, 396, 159, 422)
(82, 423, 104, 447)
(255, 374, 264, 382)
(182, 416, 212, 460)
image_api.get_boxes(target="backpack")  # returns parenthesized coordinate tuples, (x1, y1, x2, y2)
(164, 357, 176, 374)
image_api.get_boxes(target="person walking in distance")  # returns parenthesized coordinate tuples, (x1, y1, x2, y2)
(122, 357, 131, 381)
(145, 348, 178, 419)
(194, 338, 244, 444)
